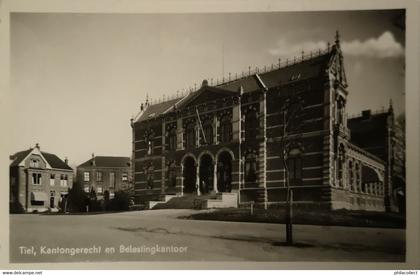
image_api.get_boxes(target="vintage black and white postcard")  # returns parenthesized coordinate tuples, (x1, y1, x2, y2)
(0, 0, 419, 270)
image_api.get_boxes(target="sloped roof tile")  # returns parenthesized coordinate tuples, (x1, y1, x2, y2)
(78, 156, 131, 168)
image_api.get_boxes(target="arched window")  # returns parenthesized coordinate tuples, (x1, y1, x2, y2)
(146, 133, 154, 155)
(355, 163, 360, 192)
(245, 110, 258, 142)
(348, 161, 354, 191)
(245, 152, 257, 184)
(336, 98, 345, 125)
(202, 119, 213, 145)
(287, 148, 302, 186)
(168, 127, 177, 151)
(185, 123, 196, 149)
(336, 144, 345, 186)
(219, 115, 232, 143)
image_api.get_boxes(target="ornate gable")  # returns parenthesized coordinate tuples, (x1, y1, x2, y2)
(328, 32, 348, 88)
(177, 81, 239, 110)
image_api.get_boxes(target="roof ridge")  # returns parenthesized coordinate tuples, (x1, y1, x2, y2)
(145, 45, 334, 107)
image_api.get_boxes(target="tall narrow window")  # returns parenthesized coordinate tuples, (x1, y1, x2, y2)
(168, 128, 177, 151)
(185, 123, 196, 149)
(245, 110, 258, 142)
(337, 144, 345, 186)
(355, 163, 360, 192)
(146, 134, 154, 155)
(348, 161, 354, 191)
(110, 172, 115, 189)
(96, 171, 102, 181)
(122, 173, 128, 182)
(219, 115, 232, 143)
(245, 152, 257, 184)
(202, 120, 213, 145)
(287, 157, 302, 186)
(50, 174, 55, 186)
(32, 173, 41, 185)
(84, 172, 90, 182)
(146, 167, 154, 189)
(60, 175, 68, 187)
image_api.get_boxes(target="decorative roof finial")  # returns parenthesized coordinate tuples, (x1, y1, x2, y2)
(389, 98, 393, 112)
(335, 30, 340, 46)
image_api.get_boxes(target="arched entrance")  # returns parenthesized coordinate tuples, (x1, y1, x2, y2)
(199, 154, 213, 194)
(183, 156, 196, 193)
(217, 151, 232, 192)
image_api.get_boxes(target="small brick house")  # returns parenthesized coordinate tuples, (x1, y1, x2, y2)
(9, 143, 73, 212)
(76, 154, 132, 198)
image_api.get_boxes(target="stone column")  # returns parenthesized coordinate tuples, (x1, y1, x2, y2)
(179, 163, 184, 196)
(213, 116, 218, 145)
(177, 118, 183, 150)
(213, 161, 218, 193)
(196, 164, 201, 196)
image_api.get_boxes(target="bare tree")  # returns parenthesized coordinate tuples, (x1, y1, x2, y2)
(280, 93, 304, 245)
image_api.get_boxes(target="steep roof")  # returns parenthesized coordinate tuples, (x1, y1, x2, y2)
(347, 111, 390, 161)
(9, 148, 72, 170)
(9, 149, 32, 167)
(137, 97, 182, 122)
(135, 46, 337, 123)
(42, 152, 73, 170)
(78, 156, 131, 168)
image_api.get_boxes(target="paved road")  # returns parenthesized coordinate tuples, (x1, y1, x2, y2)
(10, 209, 405, 263)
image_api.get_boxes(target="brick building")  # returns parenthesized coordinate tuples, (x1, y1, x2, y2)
(76, 154, 132, 198)
(9, 143, 73, 212)
(131, 32, 404, 211)
(348, 107, 406, 212)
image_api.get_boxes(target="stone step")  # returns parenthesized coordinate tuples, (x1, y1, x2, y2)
(203, 192, 238, 209)
(148, 194, 180, 209)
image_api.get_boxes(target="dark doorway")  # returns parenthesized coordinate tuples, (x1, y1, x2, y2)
(50, 191, 55, 208)
(217, 151, 232, 192)
(199, 154, 214, 194)
(183, 156, 196, 193)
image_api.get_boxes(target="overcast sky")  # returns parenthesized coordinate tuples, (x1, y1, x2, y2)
(10, 10, 405, 166)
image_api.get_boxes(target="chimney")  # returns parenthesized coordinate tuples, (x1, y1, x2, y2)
(201, 79, 208, 87)
(35, 143, 40, 150)
(361, 110, 371, 120)
(140, 103, 144, 111)
(91, 153, 96, 166)
(64, 157, 68, 165)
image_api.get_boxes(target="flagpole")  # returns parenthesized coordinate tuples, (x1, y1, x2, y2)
(196, 107, 207, 145)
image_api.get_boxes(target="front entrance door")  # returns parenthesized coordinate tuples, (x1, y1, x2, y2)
(50, 191, 55, 208)
(183, 156, 197, 193)
(199, 154, 213, 194)
(217, 151, 232, 192)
